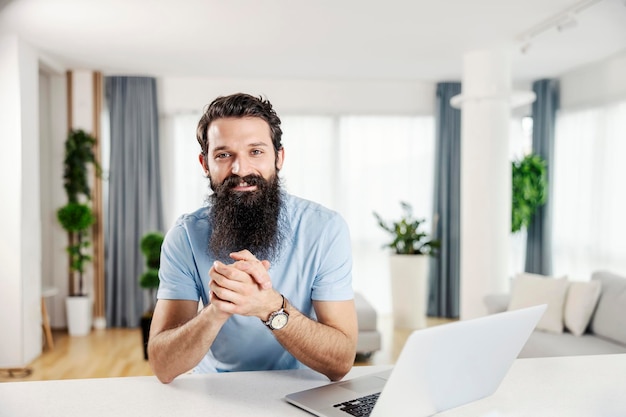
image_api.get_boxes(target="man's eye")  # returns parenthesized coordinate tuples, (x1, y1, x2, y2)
(251, 149, 262, 156)
(215, 153, 230, 159)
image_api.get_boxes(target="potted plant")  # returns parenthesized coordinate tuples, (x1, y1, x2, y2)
(57, 129, 101, 336)
(374, 202, 439, 329)
(511, 153, 547, 233)
(139, 231, 164, 360)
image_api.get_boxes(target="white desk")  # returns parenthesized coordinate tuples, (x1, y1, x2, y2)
(0, 355, 624, 417)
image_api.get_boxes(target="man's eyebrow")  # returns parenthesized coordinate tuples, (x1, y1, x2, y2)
(212, 142, 270, 153)
(212, 145, 229, 153)
(248, 142, 270, 148)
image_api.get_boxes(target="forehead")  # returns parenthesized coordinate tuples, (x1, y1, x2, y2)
(207, 117, 272, 149)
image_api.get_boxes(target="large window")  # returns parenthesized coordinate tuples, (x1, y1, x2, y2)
(160, 113, 209, 230)
(283, 116, 436, 313)
(163, 113, 436, 314)
(552, 101, 626, 280)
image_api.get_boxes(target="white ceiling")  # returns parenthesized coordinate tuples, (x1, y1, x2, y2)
(1, 0, 626, 82)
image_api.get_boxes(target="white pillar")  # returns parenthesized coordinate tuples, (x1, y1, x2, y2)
(456, 49, 514, 320)
(0, 35, 42, 368)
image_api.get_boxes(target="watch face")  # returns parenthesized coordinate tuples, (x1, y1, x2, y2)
(270, 312, 288, 330)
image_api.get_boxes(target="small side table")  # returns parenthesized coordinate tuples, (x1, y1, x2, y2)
(41, 286, 59, 350)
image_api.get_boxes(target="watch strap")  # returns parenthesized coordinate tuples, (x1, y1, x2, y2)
(264, 294, 288, 328)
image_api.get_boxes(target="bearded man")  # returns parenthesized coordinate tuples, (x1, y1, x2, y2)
(148, 93, 358, 384)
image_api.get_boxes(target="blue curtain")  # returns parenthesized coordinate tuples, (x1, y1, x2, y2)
(428, 82, 461, 318)
(105, 77, 164, 327)
(525, 79, 559, 275)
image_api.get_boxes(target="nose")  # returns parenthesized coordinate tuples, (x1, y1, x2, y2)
(231, 156, 251, 176)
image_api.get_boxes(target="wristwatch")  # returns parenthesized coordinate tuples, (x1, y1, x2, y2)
(264, 294, 289, 330)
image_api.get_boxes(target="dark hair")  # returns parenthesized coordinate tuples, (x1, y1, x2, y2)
(196, 93, 283, 157)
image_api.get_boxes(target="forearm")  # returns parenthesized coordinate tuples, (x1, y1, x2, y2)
(272, 302, 357, 381)
(148, 306, 227, 383)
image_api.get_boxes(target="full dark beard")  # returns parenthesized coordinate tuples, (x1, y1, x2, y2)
(208, 173, 285, 263)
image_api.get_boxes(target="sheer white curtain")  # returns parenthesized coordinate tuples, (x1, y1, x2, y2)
(279, 116, 336, 208)
(283, 115, 436, 314)
(163, 113, 436, 314)
(335, 116, 435, 313)
(552, 101, 626, 281)
(160, 113, 207, 229)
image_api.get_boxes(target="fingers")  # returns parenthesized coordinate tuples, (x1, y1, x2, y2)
(209, 261, 250, 303)
(229, 249, 257, 262)
(209, 259, 269, 306)
(209, 254, 277, 319)
(229, 250, 272, 290)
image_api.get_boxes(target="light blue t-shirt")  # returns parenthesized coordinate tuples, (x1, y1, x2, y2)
(157, 193, 354, 373)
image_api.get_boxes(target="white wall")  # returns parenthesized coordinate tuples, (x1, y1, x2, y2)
(561, 49, 626, 110)
(39, 69, 68, 329)
(159, 77, 436, 116)
(0, 35, 42, 368)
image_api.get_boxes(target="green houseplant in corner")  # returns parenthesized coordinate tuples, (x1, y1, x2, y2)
(374, 202, 439, 329)
(139, 231, 164, 360)
(57, 129, 101, 336)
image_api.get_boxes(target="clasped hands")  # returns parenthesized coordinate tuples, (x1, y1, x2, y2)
(208, 249, 282, 321)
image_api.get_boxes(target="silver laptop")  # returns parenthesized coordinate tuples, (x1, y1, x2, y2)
(285, 304, 546, 417)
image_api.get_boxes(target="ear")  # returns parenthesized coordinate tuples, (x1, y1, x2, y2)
(198, 153, 209, 176)
(275, 148, 285, 171)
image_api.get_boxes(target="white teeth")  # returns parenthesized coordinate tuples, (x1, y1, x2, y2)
(240, 182, 249, 187)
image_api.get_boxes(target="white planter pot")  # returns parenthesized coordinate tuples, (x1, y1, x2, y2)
(389, 254, 429, 329)
(66, 296, 92, 336)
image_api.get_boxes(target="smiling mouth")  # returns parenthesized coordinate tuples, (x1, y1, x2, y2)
(233, 181, 257, 191)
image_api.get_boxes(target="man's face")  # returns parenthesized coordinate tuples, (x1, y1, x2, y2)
(201, 117, 283, 189)
(200, 116, 286, 263)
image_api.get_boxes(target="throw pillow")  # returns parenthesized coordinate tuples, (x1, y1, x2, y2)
(507, 273, 569, 333)
(564, 280, 602, 336)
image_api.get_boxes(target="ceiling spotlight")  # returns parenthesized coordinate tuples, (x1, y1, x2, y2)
(556, 16, 578, 32)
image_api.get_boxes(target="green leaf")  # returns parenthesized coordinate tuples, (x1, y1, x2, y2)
(139, 231, 165, 288)
(57, 203, 95, 232)
(511, 153, 548, 233)
(373, 202, 439, 256)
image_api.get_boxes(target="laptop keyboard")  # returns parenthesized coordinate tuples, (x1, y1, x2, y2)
(333, 392, 380, 417)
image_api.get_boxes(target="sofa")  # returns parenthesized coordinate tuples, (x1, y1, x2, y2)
(484, 270, 626, 358)
(354, 292, 382, 359)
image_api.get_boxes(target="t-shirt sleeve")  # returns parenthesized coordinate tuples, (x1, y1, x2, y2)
(311, 213, 354, 301)
(157, 220, 202, 301)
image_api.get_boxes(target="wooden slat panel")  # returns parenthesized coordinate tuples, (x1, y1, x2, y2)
(92, 72, 105, 324)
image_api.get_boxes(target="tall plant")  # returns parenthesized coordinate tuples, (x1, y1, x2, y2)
(57, 129, 101, 296)
(511, 153, 547, 233)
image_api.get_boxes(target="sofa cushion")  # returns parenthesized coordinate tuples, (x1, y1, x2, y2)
(590, 271, 626, 345)
(508, 273, 569, 333)
(354, 292, 377, 332)
(564, 280, 602, 336)
(483, 293, 510, 315)
(356, 330, 382, 355)
(518, 330, 626, 358)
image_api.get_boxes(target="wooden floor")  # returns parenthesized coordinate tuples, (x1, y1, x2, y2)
(0, 328, 153, 382)
(0, 315, 456, 383)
